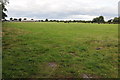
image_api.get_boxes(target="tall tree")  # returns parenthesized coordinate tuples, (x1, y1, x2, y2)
(0, 0, 9, 19)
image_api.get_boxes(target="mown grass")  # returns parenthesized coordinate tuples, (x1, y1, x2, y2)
(2, 22, 118, 78)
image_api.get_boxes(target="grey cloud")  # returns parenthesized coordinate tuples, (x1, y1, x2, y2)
(7, 0, 119, 20)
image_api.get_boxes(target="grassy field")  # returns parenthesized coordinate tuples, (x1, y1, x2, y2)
(2, 22, 118, 78)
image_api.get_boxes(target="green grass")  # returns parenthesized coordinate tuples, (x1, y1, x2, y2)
(2, 22, 118, 78)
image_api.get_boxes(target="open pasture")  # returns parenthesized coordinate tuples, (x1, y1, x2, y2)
(2, 22, 118, 78)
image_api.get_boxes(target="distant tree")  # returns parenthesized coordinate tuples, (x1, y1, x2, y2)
(86, 20, 92, 23)
(45, 19, 48, 22)
(60, 20, 64, 22)
(18, 18, 22, 21)
(50, 20, 53, 22)
(0, 0, 9, 19)
(56, 20, 60, 23)
(107, 19, 113, 24)
(31, 19, 34, 20)
(92, 16, 105, 24)
(92, 17, 99, 23)
(10, 17, 13, 21)
(73, 20, 76, 22)
(40, 20, 44, 22)
(53, 20, 57, 22)
(118, 17, 120, 24)
(23, 18, 27, 20)
(113, 17, 118, 24)
(69, 20, 71, 22)
(99, 16, 105, 23)
(14, 18, 17, 21)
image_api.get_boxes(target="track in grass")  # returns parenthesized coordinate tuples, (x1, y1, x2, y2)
(2, 22, 118, 78)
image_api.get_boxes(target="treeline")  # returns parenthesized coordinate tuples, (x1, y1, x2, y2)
(7, 16, 120, 24)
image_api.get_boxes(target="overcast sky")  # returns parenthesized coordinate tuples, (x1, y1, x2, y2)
(7, 0, 119, 20)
